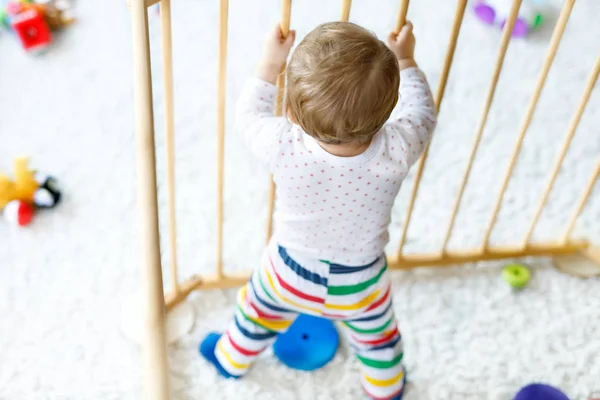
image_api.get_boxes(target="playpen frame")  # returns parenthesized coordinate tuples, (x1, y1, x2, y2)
(128, 0, 599, 398)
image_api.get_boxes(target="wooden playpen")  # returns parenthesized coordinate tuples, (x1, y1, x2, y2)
(128, 0, 599, 398)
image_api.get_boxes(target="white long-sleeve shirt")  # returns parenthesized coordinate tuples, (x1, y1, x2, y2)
(235, 67, 437, 265)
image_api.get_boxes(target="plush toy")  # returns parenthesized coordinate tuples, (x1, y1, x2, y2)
(4, 200, 34, 226)
(474, 0, 544, 38)
(0, 158, 61, 226)
(2, 0, 52, 52)
(34, 0, 75, 30)
(0, 0, 75, 52)
(34, 174, 61, 208)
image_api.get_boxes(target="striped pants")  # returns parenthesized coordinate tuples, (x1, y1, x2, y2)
(214, 240, 404, 399)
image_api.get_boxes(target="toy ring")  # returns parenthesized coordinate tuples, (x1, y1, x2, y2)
(502, 263, 531, 289)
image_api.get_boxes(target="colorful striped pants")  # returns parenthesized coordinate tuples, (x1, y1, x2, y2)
(214, 240, 404, 399)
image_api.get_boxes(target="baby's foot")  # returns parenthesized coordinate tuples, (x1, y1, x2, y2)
(199, 332, 240, 379)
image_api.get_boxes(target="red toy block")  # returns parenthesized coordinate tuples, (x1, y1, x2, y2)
(11, 8, 52, 52)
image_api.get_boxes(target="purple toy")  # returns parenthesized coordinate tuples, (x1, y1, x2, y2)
(514, 384, 569, 400)
(473, 0, 544, 38)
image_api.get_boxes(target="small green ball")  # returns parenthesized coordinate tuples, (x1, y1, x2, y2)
(502, 263, 531, 289)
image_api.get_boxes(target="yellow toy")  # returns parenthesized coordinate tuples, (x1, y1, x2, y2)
(0, 157, 61, 226)
(0, 157, 39, 209)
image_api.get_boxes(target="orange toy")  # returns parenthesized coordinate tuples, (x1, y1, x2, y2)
(0, 158, 41, 209)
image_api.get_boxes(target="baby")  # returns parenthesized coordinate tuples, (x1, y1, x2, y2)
(201, 21, 436, 400)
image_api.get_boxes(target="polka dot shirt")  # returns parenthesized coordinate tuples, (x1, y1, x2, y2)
(235, 67, 437, 265)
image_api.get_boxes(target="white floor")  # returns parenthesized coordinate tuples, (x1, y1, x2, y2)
(1, 0, 599, 399)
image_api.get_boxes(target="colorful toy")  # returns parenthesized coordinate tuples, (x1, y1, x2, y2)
(33, 174, 61, 208)
(514, 384, 568, 400)
(502, 263, 531, 289)
(0, 158, 61, 226)
(199, 315, 339, 377)
(0, 0, 74, 52)
(34, 0, 75, 30)
(0, 8, 9, 27)
(273, 315, 339, 371)
(0, 158, 40, 209)
(474, 0, 544, 37)
(11, 7, 52, 52)
(4, 200, 34, 227)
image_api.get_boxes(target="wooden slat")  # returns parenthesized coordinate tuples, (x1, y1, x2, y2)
(130, 0, 169, 397)
(126, 0, 160, 10)
(440, 0, 523, 251)
(160, 0, 179, 295)
(526, 55, 600, 244)
(397, 0, 467, 256)
(166, 240, 588, 309)
(562, 159, 600, 242)
(394, 0, 410, 34)
(216, 0, 229, 278)
(166, 272, 251, 310)
(391, 240, 587, 269)
(482, 0, 576, 247)
(266, 0, 292, 243)
(280, 0, 291, 35)
(583, 246, 600, 266)
(340, 0, 351, 21)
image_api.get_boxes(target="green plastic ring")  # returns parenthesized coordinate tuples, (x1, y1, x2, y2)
(532, 13, 543, 29)
(502, 263, 531, 289)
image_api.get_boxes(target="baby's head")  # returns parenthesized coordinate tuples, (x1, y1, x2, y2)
(286, 22, 400, 146)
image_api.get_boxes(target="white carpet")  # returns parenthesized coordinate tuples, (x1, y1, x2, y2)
(1, 0, 599, 398)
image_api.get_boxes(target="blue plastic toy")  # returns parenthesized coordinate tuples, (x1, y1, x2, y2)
(273, 314, 339, 371)
(514, 384, 568, 400)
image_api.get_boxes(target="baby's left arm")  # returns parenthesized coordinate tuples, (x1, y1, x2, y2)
(384, 22, 437, 168)
(384, 67, 437, 168)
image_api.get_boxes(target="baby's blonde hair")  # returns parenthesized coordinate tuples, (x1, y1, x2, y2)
(286, 22, 400, 145)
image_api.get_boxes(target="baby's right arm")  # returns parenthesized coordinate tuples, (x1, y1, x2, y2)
(384, 23, 437, 168)
(234, 78, 287, 166)
(234, 25, 296, 169)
